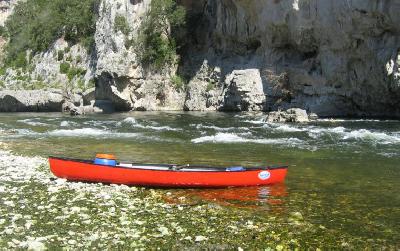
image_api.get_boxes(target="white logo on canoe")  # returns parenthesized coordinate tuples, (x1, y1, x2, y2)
(258, 171, 271, 180)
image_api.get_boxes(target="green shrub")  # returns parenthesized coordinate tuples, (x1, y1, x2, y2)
(60, 62, 70, 74)
(7, 51, 28, 69)
(171, 75, 185, 90)
(16, 74, 30, 81)
(206, 82, 214, 92)
(27, 63, 35, 73)
(67, 67, 86, 81)
(57, 50, 64, 61)
(36, 75, 44, 82)
(33, 81, 46, 89)
(76, 55, 82, 63)
(137, 0, 186, 69)
(50, 82, 62, 89)
(4, 0, 99, 66)
(114, 15, 130, 35)
(76, 79, 85, 90)
(21, 81, 30, 90)
(0, 81, 5, 89)
(0, 26, 8, 37)
(87, 79, 96, 88)
(125, 38, 135, 49)
(0, 67, 6, 76)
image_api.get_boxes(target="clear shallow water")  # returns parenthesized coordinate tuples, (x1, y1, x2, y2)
(0, 112, 399, 249)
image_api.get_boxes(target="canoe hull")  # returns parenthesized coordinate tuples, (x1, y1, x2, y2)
(49, 157, 288, 188)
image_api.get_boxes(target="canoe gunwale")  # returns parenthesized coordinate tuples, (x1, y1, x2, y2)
(48, 156, 288, 173)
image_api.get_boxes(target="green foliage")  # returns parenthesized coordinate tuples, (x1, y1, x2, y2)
(32, 80, 47, 89)
(16, 74, 30, 82)
(76, 79, 85, 90)
(60, 61, 87, 82)
(87, 79, 96, 88)
(0, 26, 7, 37)
(0, 81, 5, 89)
(76, 55, 82, 63)
(60, 62, 70, 74)
(49, 81, 62, 89)
(124, 38, 135, 49)
(0, 67, 6, 76)
(36, 75, 44, 82)
(114, 15, 130, 35)
(57, 50, 64, 61)
(4, 0, 99, 67)
(206, 82, 214, 92)
(171, 75, 185, 90)
(9, 51, 28, 69)
(67, 67, 86, 81)
(137, 0, 186, 69)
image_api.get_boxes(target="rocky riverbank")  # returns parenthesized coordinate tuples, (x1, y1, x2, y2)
(0, 87, 122, 115)
(0, 88, 318, 121)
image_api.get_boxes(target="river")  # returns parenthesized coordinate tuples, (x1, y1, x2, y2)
(0, 112, 399, 249)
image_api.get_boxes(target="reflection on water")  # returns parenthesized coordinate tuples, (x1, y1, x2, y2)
(164, 184, 288, 210)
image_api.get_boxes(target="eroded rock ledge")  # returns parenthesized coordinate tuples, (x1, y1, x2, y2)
(0, 90, 64, 112)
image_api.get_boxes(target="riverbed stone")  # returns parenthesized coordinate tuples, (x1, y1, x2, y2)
(308, 112, 319, 121)
(266, 108, 310, 123)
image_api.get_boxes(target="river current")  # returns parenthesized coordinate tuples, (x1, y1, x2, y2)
(0, 112, 399, 249)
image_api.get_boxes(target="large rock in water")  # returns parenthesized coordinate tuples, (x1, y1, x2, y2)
(0, 90, 64, 112)
(266, 108, 310, 123)
(220, 69, 266, 111)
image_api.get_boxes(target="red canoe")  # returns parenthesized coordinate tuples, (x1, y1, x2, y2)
(49, 157, 288, 188)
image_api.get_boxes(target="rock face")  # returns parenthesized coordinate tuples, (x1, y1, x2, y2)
(221, 69, 266, 111)
(1, 0, 400, 117)
(94, 0, 186, 111)
(194, 0, 400, 117)
(0, 38, 94, 92)
(0, 90, 64, 112)
(184, 61, 223, 111)
(266, 108, 309, 123)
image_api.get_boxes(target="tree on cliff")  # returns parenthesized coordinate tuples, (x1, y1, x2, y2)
(3, 0, 98, 68)
(137, 0, 186, 69)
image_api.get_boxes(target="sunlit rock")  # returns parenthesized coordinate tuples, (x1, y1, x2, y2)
(266, 108, 310, 123)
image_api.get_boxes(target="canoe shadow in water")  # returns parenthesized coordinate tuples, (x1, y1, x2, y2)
(49, 177, 287, 210)
(163, 184, 288, 210)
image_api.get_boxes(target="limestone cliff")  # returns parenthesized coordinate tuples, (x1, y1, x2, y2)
(1, 0, 400, 117)
(94, 0, 185, 111)
(184, 0, 400, 117)
(94, 0, 400, 117)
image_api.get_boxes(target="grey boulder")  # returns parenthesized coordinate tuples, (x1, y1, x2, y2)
(0, 90, 64, 112)
(266, 108, 310, 123)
